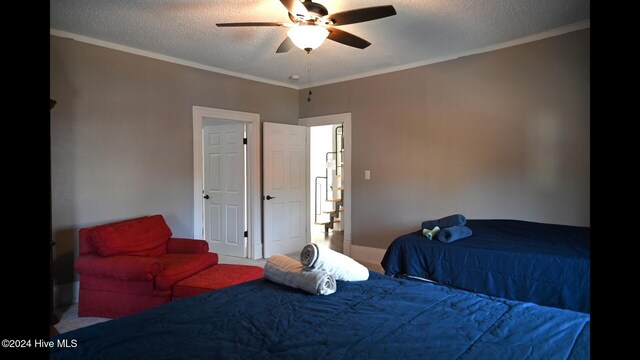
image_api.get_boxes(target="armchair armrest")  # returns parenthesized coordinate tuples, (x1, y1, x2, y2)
(75, 255, 162, 281)
(167, 237, 209, 254)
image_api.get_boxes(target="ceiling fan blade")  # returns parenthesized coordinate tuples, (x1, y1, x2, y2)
(216, 22, 286, 27)
(276, 37, 294, 53)
(328, 5, 397, 26)
(327, 28, 371, 49)
(280, 0, 309, 18)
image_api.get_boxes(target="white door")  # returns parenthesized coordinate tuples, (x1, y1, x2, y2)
(263, 122, 307, 257)
(203, 124, 246, 257)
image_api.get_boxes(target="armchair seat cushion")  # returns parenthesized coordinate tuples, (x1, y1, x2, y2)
(75, 255, 162, 281)
(155, 253, 219, 290)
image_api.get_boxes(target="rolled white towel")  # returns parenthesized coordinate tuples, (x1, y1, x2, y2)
(300, 243, 369, 281)
(264, 254, 336, 295)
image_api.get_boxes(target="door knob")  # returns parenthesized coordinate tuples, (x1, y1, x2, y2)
(265, 195, 276, 200)
(203, 195, 210, 199)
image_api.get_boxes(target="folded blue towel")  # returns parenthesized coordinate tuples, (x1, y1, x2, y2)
(421, 214, 466, 230)
(437, 226, 473, 243)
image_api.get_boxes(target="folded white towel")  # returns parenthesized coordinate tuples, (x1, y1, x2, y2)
(264, 254, 336, 295)
(422, 226, 441, 240)
(300, 243, 369, 281)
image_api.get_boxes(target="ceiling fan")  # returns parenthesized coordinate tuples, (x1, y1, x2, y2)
(216, 0, 397, 53)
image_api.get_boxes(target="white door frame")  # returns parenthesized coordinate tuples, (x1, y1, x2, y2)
(299, 113, 352, 256)
(193, 106, 263, 259)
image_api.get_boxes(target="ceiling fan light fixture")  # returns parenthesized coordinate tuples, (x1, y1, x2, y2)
(287, 24, 329, 52)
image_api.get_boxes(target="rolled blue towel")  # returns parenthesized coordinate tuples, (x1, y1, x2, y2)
(437, 225, 473, 243)
(421, 214, 466, 230)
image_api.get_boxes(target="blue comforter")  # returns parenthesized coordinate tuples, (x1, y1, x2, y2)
(52, 272, 589, 359)
(381, 219, 590, 313)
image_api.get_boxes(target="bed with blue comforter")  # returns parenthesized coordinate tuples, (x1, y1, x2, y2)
(52, 271, 589, 359)
(381, 219, 590, 313)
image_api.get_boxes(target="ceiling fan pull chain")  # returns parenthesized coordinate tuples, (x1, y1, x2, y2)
(307, 53, 312, 102)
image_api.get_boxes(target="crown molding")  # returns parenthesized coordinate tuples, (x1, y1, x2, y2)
(49, 29, 298, 90)
(307, 20, 590, 88)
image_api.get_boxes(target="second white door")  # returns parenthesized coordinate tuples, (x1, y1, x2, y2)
(263, 122, 307, 257)
(203, 123, 246, 257)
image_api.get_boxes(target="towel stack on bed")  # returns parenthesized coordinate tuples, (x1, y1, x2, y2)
(264, 244, 369, 295)
(264, 255, 337, 295)
(300, 243, 369, 281)
(421, 214, 473, 243)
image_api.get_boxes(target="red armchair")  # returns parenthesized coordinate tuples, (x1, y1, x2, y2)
(75, 214, 218, 318)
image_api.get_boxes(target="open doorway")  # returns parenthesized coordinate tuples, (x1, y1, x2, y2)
(300, 113, 352, 255)
(309, 124, 344, 252)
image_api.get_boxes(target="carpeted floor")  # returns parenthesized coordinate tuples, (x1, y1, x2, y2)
(54, 304, 110, 334)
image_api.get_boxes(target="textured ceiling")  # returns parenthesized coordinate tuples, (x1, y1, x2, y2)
(50, 0, 590, 89)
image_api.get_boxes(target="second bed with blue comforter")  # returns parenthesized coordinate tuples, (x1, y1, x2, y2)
(381, 219, 590, 313)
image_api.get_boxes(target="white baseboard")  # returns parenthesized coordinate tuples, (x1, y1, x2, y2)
(53, 281, 79, 307)
(251, 239, 263, 260)
(349, 245, 386, 266)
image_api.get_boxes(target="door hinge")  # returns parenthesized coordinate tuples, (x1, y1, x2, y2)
(244, 230, 248, 238)
(243, 138, 247, 144)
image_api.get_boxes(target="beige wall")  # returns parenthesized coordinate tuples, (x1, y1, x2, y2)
(50, 28, 590, 287)
(50, 35, 299, 286)
(299, 29, 590, 249)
